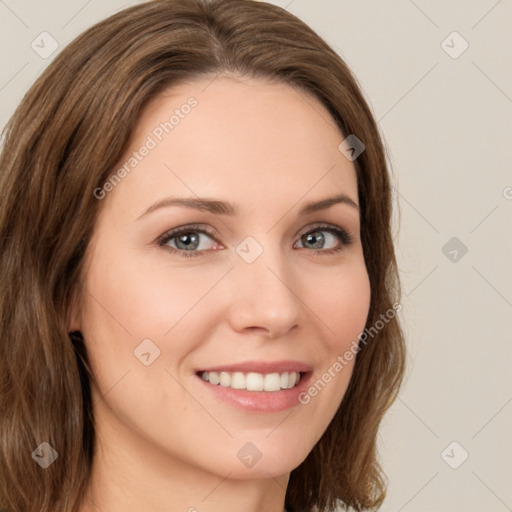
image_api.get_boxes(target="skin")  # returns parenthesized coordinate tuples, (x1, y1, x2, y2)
(72, 74, 371, 512)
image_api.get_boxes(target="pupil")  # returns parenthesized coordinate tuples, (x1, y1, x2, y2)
(306, 232, 324, 249)
(178, 233, 198, 249)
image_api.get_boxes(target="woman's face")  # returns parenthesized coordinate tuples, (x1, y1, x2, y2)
(74, 75, 371, 479)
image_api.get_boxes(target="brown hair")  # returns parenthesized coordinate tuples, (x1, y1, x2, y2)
(0, 1, 406, 510)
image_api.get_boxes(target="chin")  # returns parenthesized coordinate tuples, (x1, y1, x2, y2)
(205, 446, 309, 480)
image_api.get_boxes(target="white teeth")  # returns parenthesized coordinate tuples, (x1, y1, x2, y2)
(264, 373, 281, 392)
(246, 372, 264, 391)
(219, 371, 231, 387)
(208, 372, 220, 385)
(199, 370, 302, 392)
(230, 372, 246, 389)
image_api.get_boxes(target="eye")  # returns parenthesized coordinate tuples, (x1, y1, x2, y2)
(157, 224, 220, 258)
(157, 223, 354, 258)
(295, 224, 353, 255)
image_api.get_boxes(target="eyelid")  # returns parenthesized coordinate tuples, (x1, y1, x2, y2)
(156, 223, 219, 246)
(295, 221, 353, 243)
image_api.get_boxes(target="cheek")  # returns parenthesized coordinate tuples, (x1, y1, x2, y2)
(83, 248, 221, 339)
(79, 248, 232, 384)
(288, 262, 370, 448)
(314, 261, 371, 352)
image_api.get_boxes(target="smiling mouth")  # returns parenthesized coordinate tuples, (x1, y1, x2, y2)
(196, 370, 305, 392)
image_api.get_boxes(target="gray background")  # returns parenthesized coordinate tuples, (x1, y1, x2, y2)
(1, 1, 511, 510)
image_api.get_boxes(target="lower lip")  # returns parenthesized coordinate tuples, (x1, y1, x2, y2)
(196, 372, 313, 413)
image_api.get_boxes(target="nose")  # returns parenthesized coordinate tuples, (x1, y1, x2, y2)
(227, 244, 302, 339)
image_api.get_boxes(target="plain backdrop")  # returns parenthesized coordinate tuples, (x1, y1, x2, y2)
(1, 1, 511, 511)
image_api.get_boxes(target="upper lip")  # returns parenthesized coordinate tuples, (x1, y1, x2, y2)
(197, 360, 313, 374)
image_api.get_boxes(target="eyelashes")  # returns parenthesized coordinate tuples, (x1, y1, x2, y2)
(157, 222, 354, 258)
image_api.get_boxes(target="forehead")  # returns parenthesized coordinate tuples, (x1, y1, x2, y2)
(104, 75, 358, 219)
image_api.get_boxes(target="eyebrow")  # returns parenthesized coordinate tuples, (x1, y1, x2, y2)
(136, 193, 359, 220)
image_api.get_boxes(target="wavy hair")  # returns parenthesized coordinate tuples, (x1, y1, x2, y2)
(0, 1, 406, 510)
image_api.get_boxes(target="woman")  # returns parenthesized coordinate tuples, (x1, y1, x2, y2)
(0, 1, 406, 511)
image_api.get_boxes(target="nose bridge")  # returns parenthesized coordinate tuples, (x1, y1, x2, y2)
(228, 235, 301, 337)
